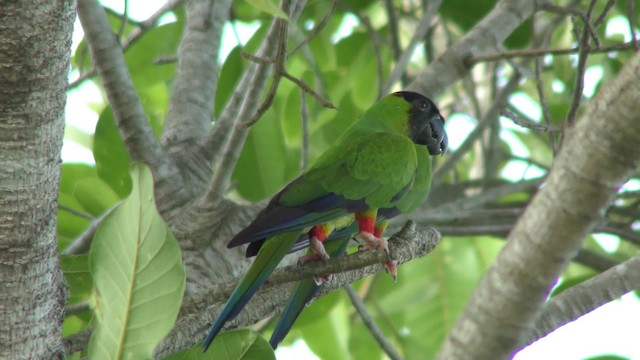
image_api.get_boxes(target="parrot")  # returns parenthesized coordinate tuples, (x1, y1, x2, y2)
(268, 136, 436, 349)
(203, 91, 448, 351)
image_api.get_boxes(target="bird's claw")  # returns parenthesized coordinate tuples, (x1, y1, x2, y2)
(355, 231, 398, 282)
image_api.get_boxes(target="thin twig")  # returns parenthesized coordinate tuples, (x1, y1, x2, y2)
(58, 204, 94, 221)
(288, 0, 338, 57)
(469, 41, 639, 63)
(241, 51, 275, 64)
(300, 88, 309, 171)
(384, 0, 403, 84)
(593, 0, 616, 28)
(534, 57, 558, 153)
(116, 0, 129, 40)
(240, 0, 290, 128)
(344, 286, 403, 360)
(61, 205, 118, 256)
(282, 71, 335, 109)
(65, 301, 91, 316)
(566, 0, 597, 125)
(382, 0, 442, 95)
(501, 109, 562, 133)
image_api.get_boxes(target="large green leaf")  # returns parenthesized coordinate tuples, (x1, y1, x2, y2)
(301, 295, 352, 360)
(166, 330, 275, 360)
(88, 163, 185, 359)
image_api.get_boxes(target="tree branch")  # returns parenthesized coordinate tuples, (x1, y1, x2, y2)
(162, 0, 231, 150)
(153, 222, 440, 358)
(528, 253, 640, 344)
(77, 0, 177, 186)
(407, 0, 548, 98)
(382, 0, 442, 95)
(69, 0, 184, 89)
(436, 51, 640, 360)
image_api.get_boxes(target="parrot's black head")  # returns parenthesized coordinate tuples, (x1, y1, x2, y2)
(394, 91, 448, 155)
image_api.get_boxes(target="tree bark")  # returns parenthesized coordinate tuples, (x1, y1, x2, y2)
(436, 50, 640, 360)
(0, 0, 76, 357)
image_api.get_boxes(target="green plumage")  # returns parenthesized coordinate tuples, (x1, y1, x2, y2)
(204, 91, 447, 351)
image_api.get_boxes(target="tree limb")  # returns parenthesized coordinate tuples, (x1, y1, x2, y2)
(77, 0, 179, 192)
(153, 222, 440, 358)
(436, 50, 640, 360)
(162, 0, 231, 150)
(528, 253, 640, 344)
(407, 0, 548, 98)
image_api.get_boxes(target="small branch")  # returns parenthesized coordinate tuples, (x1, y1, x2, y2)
(500, 109, 562, 133)
(469, 42, 639, 63)
(534, 57, 558, 153)
(162, 0, 232, 149)
(116, 0, 129, 40)
(77, 0, 170, 173)
(58, 205, 94, 221)
(240, 0, 290, 128)
(241, 52, 275, 64)
(61, 204, 118, 256)
(566, 0, 597, 125)
(593, 0, 616, 28)
(65, 301, 91, 316)
(382, 0, 442, 95)
(202, 5, 288, 200)
(344, 286, 403, 360)
(69, 0, 184, 89)
(288, 0, 338, 57)
(282, 71, 336, 109)
(528, 253, 640, 344)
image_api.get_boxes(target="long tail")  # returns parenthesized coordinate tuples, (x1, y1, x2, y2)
(203, 232, 299, 351)
(269, 234, 351, 349)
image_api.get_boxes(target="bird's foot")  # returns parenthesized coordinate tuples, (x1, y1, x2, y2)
(355, 231, 398, 282)
(297, 236, 332, 285)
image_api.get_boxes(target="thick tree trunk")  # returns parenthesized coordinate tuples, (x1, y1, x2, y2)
(0, 0, 76, 357)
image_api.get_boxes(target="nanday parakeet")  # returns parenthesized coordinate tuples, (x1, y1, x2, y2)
(268, 135, 437, 348)
(203, 91, 448, 351)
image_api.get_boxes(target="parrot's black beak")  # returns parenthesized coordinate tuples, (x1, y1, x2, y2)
(429, 114, 447, 155)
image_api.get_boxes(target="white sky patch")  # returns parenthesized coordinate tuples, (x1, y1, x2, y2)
(551, 79, 565, 93)
(583, 66, 603, 98)
(621, 178, 640, 192)
(592, 233, 620, 253)
(515, 293, 640, 360)
(219, 21, 261, 63)
(606, 16, 634, 42)
(508, 93, 542, 123)
(332, 13, 359, 43)
(276, 339, 320, 360)
(444, 113, 475, 151)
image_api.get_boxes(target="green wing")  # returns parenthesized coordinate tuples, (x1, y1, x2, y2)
(282, 131, 418, 210)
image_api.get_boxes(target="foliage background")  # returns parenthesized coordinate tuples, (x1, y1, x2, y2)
(52, 0, 640, 359)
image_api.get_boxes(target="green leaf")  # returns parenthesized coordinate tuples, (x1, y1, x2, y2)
(73, 177, 121, 217)
(244, 0, 288, 19)
(232, 109, 295, 201)
(61, 255, 93, 304)
(93, 108, 132, 198)
(301, 295, 352, 360)
(88, 163, 185, 359)
(166, 330, 275, 360)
